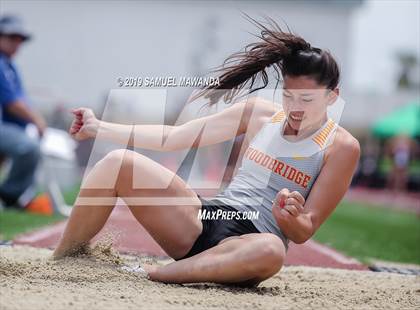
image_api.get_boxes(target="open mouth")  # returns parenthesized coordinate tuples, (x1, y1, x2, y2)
(289, 112, 304, 122)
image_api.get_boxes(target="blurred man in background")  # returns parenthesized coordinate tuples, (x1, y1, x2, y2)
(386, 133, 416, 193)
(0, 15, 49, 213)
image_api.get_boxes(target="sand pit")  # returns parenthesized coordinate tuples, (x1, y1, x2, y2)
(1, 245, 419, 310)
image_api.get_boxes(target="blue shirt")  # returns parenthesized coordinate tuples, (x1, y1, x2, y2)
(0, 52, 29, 126)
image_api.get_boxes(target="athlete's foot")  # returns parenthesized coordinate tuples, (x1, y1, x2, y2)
(120, 263, 156, 279)
(143, 264, 159, 280)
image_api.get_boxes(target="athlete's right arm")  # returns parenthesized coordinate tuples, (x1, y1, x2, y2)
(69, 97, 272, 151)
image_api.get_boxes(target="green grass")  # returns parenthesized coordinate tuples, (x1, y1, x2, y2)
(0, 209, 64, 240)
(62, 183, 80, 205)
(0, 185, 79, 240)
(313, 201, 420, 265)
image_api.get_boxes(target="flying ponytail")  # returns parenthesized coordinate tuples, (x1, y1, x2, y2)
(190, 14, 339, 106)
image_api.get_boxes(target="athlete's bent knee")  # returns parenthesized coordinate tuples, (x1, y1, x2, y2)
(253, 235, 285, 276)
(102, 149, 129, 166)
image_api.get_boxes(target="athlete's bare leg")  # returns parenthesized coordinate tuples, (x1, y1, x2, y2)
(53, 149, 284, 286)
(145, 233, 285, 287)
(53, 149, 203, 259)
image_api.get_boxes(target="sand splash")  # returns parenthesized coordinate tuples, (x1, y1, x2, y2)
(72, 232, 124, 265)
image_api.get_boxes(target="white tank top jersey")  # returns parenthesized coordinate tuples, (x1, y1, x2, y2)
(213, 109, 339, 249)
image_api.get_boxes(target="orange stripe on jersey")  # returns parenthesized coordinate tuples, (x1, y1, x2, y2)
(313, 136, 324, 148)
(312, 119, 336, 148)
(319, 123, 334, 135)
(318, 132, 329, 141)
(271, 111, 285, 123)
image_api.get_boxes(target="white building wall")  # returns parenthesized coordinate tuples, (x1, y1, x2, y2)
(2, 0, 356, 117)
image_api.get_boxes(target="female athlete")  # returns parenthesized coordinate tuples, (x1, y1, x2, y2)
(53, 17, 360, 287)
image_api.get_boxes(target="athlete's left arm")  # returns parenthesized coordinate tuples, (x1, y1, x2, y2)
(274, 132, 360, 244)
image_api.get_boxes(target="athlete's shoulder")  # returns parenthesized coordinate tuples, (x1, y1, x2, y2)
(245, 96, 279, 117)
(328, 126, 360, 161)
(241, 97, 280, 125)
(240, 97, 280, 139)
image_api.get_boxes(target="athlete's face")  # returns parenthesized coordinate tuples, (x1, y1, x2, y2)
(282, 75, 338, 132)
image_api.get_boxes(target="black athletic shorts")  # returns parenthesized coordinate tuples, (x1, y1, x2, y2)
(175, 194, 261, 261)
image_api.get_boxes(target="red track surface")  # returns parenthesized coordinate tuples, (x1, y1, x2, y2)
(14, 205, 367, 270)
(344, 187, 420, 214)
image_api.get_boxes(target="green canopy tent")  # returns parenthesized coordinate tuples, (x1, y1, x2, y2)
(372, 100, 420, 138)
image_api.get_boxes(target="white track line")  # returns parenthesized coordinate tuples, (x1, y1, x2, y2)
(305, 240, 361, 265)
(14, 221, 66, 244)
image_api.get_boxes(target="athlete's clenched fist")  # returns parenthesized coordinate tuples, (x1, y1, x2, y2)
(69, 107, 100, 141)
(272, 188, 305, 218)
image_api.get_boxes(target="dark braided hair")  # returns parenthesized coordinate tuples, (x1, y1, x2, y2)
(190, 14, 340, 106)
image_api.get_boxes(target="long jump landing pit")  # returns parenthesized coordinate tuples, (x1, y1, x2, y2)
(1, 246, 419, 310)
(2, 206, 419, 309)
